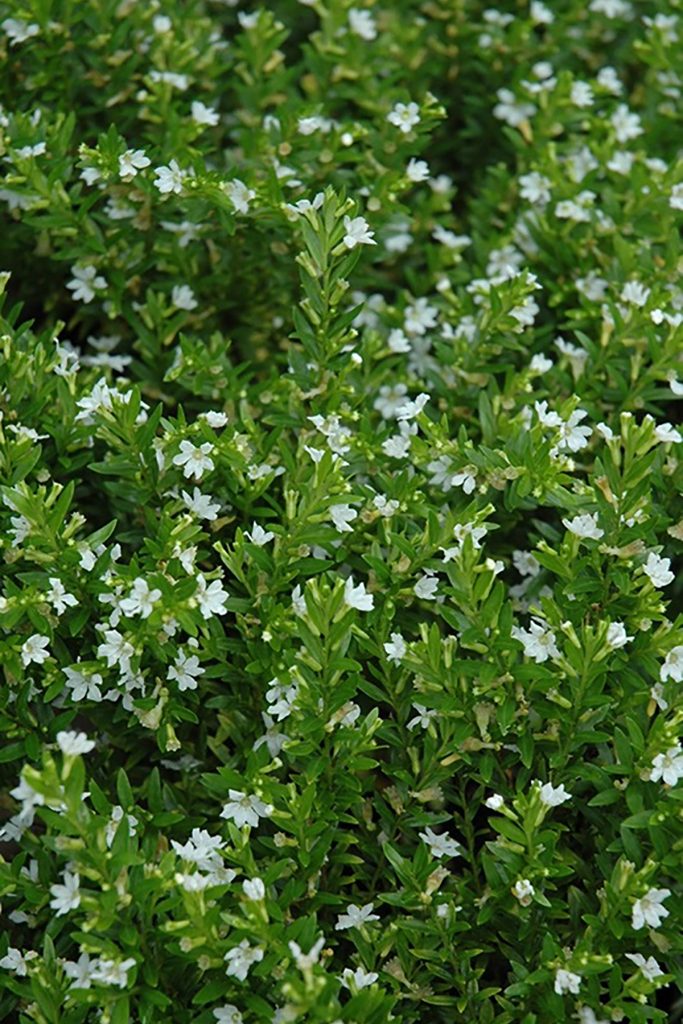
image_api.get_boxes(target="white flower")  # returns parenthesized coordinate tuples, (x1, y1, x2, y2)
(245, 522, 275, 546)
(670, 183, 683, 211)
(253, 712, 290, 758)
(537, 781, 571, 807)
(387, 101, 421, 133)
(341, 967, 379, 990)
(2, 18, 40, 45)
(202, 410, 228, 428)
(49, 871, 81, 916)
(171, 284, 198, 311)
(519, 172, 552, 205)
(493, 88, 536, 126)
(21, 633, 50, 667)
(383, 632, 406, 664)
(620, 281, 650, 307)
(224, 940, 264, 981)
(485, 794, 505, 810)
(182, 487, 220, 521)
(407, 703, 437, 730)
(0, 946, 39, 975)
(606, 622, 633, 649)
(649, 745, 683, 787)
(570, 81, 594, 107)
(512, 620, 560, 663)
(57, 731, 95, 755)
(120, 577, 162, 619)
(611, 104, 642, 143)
(214, 1006, 243, 1024)
(344, 576, 374, 611)
(242, 877, 266, 900)
(562, 513, 604, 540)
(220, 789, 273, 829)
(167, 650, 205, 692)
(153, 160, 188, 194)
(195, 574, 229, 618)
(191, 100, 220, 126)
(97, 629, 134, 670)
(90, 956, 136, 988)
(330, 504, 358, 533)
(554, 969, 581, 995)
(661, 646, 683, 683)
(46, 578, 78, 615)
(419, 826, 462, 860)
(225, 178, 255, 214)
(406, 158, 430, 182)
(642, 552, 674, 588)
(414, 575, 439, 600)
(335, 903, 380, 930)
(173, 440, 215, 480)
(118, 148, 150, 179)
(342, 215, 376, 249)
(512, 879, 535, 906)
(171, 828, 226, 870)
(67, 265, 106, 303)
(289, 936, 325, 972)
(625, 953, 664, 982)
(349, 8, 377, 39)
(631, 887, 671, 930)
(654, 422, 682, 444)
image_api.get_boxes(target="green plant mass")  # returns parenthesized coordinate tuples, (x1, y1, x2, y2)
(0, 1, 682, 1022)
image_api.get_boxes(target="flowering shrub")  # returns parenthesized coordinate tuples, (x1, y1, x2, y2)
(0, 1, 682, 1023)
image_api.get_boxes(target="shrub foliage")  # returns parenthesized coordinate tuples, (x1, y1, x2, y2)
(0, 2, 682, 1023)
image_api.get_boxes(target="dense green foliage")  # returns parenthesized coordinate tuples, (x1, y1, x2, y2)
(0, 1, 682, 1022)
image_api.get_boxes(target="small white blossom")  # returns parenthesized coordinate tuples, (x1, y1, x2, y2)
(329, 504, 358, 533)
(224, 940, 264, 981)
(173, 440, 215, 480)
(191, 100, 220, 126)
(225, 179, 255, 214)
(606, 622, 633, 649)
(49, 871, 81, 916)
(512, 620, 560, 663)
(642, 552, 674, 588)
(153, 160, 188, 194)
(554, 969, 582, 995)
(168, 650, 205, 692)
(21, 634, 50, 667)
(512, 879, 535, 906)
(335, 903, 380, 930)
(220, 790, 273, 829)
(245, 523, 275, 546)
(341, 967, 379, 990)
(414, 574, 439, 600)
(118, 148, 150, 179)
(631, 887, 671, 930)
(407, 703, 437, 730)
(419, 826, 462, 860)
(57, 731, 95, 755)
(342, 215, 376, 249)
(562, 513, 604, 540)
(625, 953, 664, 982)
(242, 877, 266, 900)
(349, 8, 377, 39)
(344, 576, 374, 611)
(387, 101, 421, 133)
(171, 284, 198, 311)
(649, 745, 683, 787)
(660, 646, 683, 683)
(383, 632, 406, 664)
(537, 781, 571, 807)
